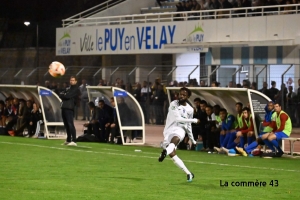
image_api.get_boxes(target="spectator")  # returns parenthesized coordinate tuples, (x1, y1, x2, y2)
(98, 100, 113, 143)
(211, 81, 219, 87)
(236, 83, 243, 88)
(28, 102, 43, 138)
(198, 100, 208, 150)
(251, 82, 257, 90)
(6, 98, 19, 136)
(286, 85, 296, 124)
(98, 79, 106, 86)
(205, 105, 218, 153)
(45, 80, 52, 89)
(153, 84, 165, 125)
(211, 0, 221, 9)
(84, 102, 101, 141)
(79, 79, 90, 121)
(14, 99, 30, 136)
(133, 83, 141, 102)
(0, 100, 6, 135)
(156, 0, 167, 7)
(268, 81, 279, 101)
(141, 81, 151, 124)
(200, 80, 206, 87)
(276, 84, 288, 109)
(242, 79, 251, 88)
(26, 100, 33, 116)
(191, 98, 202, 150)
(119, 80, 126, 90)
(259, 81, 269, 96)
(296, 79, 300, 126)
(125, 83, 133, 94)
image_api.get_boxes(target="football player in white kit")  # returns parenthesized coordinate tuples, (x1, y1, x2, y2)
(158, 87, 200, 182)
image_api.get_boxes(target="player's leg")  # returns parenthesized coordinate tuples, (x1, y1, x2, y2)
(168, 137, 194, 182)
(261, 132, 275, 152)
(268, 132, 288, 157)
(159, 134, 180, 162)
(247, 131, 254, 145)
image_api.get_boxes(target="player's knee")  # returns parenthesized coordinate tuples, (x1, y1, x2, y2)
(268, 134, 276, 141)
(261, 133, 269, 140)
(247, 131, 253, 137)
(169, 151, 176, 158)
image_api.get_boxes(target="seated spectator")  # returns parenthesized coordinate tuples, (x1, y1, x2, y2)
(211, 0, 221, 10)
(156, 0, 167, 7)
(6, 98, 19, 136)
(98, 100, 112, 142)
(84, 102, 100, 141)
(15, 99, 31, 136)
(283, 0, 294, 14)
(261, 102, 292, 157)
(28, 102, 43, 138)
(236, 101, 276, 156)
(191, 98, 201, 149)
(185, 0, 193, 11)
(26, 100, 33, 115)
(218, 0, 233, 18)
(205, 105, 219, 153)
(214, 108, 235, 152)
(0, 100, 6, 135)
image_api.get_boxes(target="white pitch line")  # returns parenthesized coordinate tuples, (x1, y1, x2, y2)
(1, 141, 299, 173)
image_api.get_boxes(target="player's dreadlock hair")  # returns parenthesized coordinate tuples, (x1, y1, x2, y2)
(179, 87, 192, 97)
(176, 87, 192, 106)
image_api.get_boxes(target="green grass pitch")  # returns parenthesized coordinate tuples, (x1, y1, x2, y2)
(0, 136, 299, 200)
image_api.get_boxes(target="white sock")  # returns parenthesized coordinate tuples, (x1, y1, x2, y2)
(166, 143, 175, 155)
(172, 155, 191, 175)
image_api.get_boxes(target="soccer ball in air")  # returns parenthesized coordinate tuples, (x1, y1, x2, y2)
(49, 61, 65, 78)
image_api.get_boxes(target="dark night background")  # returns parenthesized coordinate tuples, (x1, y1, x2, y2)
(0, 0, 107, 48)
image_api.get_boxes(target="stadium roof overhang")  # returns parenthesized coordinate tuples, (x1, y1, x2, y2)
(164, 38, 298, 49)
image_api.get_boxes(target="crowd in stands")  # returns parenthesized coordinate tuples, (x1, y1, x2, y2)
(165, 0, 300, 17)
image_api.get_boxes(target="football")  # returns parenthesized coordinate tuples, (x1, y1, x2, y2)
(49, 61, 65, 78)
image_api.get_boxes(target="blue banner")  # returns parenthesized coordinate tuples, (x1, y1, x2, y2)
(40, 90, 52, 96)
(114, 91, 128, 97)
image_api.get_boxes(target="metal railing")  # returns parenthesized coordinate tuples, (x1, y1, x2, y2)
(62, 4, 300, 27)
(62, 0, 126, 27)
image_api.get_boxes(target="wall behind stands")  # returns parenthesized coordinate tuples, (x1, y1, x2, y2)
(57, 14, 300, 55)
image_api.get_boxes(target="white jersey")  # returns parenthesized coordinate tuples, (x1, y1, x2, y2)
(162, 100, 198, 146)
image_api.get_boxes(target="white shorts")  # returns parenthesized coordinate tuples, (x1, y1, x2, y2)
(162, 128, 185, 149)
